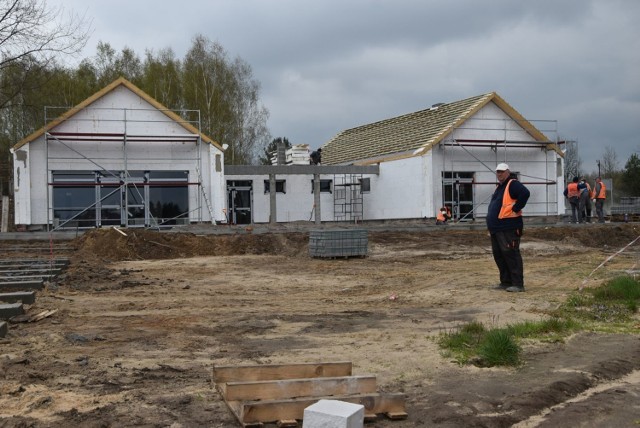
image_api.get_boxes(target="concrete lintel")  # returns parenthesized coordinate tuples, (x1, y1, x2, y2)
(225, 165, 379, 175)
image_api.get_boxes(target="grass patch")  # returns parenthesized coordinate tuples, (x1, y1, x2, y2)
(439, 275, 639, 367)
(556, 275, 640, 325)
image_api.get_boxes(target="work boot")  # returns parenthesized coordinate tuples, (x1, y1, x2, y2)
(506, 286, 525, 292)
(492, 284, 510, 290)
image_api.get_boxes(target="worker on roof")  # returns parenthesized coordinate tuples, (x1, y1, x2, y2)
(310, 148, 322, 165)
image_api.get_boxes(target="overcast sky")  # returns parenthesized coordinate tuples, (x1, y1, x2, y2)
(52, 0, 639, 173)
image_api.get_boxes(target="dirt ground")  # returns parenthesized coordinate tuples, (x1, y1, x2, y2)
(1, 223, 639, 427)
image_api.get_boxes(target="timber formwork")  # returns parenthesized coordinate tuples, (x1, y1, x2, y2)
(212, 361, 407, 427)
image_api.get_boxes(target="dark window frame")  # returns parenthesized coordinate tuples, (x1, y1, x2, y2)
(310, 179, 333, 193)
(264, 179, 286, 194)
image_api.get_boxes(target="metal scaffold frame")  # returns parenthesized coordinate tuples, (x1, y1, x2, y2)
(439, 117, 561, 222)
(333, 173, 364, 222)
(43, 106, 213, 231)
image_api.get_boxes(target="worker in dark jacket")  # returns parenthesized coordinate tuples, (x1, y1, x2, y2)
(487, 163, 530, 292)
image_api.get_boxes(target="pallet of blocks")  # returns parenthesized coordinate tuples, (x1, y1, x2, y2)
(212, 361, 407, 427)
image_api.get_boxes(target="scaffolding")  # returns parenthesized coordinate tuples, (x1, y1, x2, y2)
(333, 173, 364, 222)
(439, 117, 562, 222)
(42, 106, 213, 230)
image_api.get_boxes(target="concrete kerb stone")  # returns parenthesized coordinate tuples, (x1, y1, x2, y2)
(0, 302, 24, 320)
(0, 280, 44, 291)
(0, 291, 36, 304)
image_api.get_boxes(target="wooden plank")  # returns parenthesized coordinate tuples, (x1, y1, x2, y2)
(238, 393, 406, 424)
(222, 375, 377, 401)
(213, 361, 352, 384)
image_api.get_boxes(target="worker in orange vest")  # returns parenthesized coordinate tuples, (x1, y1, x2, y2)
(435, 206, 451, 225)
(563, 177, 581, 223)
(594, 177, 607, 223)
(580, 178, 592, 223)
(487, 163, 530, 292)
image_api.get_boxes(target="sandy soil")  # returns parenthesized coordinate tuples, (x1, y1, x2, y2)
(1, 223, 639, 427)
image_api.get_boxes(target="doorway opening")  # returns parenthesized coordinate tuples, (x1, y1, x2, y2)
(442, 172, 475, 221)
(226, 180, 253, 224)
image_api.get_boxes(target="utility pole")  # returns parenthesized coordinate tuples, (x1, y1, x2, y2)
(597, 160, 601, 177)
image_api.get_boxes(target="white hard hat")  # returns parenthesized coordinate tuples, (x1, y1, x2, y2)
(495, 163, 510, 171)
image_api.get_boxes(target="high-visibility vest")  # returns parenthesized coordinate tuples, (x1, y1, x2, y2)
(498, 179, 522, 219)
(595, 182, 606, 199)
(436, 211, 446, 221)
(567, 182, 579, 198)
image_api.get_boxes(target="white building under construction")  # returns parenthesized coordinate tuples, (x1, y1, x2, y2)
(10, 78, 565, 229)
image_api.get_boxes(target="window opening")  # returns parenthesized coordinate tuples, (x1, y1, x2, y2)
(264, 179, 286, 193)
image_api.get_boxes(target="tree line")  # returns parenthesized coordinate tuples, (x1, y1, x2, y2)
(563, 139, 640, 200)
(1, 1, 271, 177)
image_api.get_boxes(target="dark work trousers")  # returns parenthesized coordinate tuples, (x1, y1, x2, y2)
(569, 198, 581, 223)
(595, 199, 605, 223)
(579, 192, 591, 223)
(490, 229, 524, 287)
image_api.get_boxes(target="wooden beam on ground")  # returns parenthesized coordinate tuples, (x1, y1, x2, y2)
(213, 361, 353, 384)
(233, 392, 407, 424)
(222, 375, 377, 401)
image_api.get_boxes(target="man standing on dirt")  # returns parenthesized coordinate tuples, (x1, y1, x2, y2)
(594, 177, 607, 223)
(564, 177, 581, 223)
(487, 163, 530, 292)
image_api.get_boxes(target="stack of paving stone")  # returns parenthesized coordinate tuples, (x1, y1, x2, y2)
(309, 229, 368, 258)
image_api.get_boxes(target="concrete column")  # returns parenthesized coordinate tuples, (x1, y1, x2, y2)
(313, 173, 321, 225)
(269, 174, 277, 225)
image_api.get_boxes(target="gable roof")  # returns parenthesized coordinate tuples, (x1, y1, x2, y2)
(322, 92, 560, 165)
(13, 77, 222, 151)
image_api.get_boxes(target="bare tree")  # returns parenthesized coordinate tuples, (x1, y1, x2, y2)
(0, 0, 92, 108)
(563, 139, 581, 182)
(600, 145, 619, 178)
